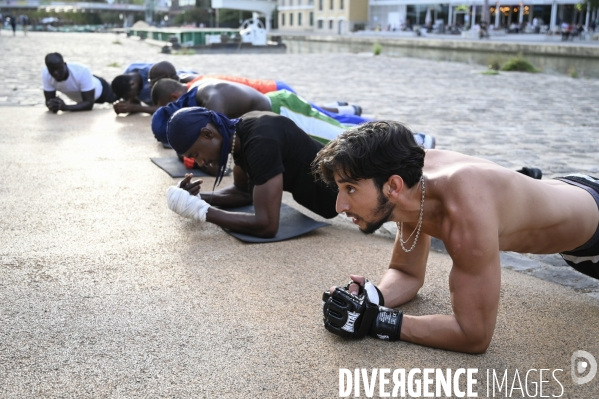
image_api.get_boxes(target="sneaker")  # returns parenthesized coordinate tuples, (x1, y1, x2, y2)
(327, 101, 363, 116)
(414, 133, 436, 149)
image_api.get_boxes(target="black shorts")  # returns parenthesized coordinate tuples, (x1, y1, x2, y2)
(94, 76, 117, 104)
(557, 175, 599, 280)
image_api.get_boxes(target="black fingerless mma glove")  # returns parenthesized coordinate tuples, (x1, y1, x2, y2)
(322, 280, 402, 341)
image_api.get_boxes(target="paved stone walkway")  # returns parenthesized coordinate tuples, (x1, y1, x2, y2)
(2, 32, 599, 398)
(1, 31, 599, 296)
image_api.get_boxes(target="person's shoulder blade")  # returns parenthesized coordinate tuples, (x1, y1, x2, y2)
(68, 62, 94, 87)
(67, 62, 92, 76)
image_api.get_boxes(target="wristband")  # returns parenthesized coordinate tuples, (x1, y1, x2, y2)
(166, 186, 210, 222)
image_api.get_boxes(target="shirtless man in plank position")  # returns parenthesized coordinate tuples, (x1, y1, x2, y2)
(316, 121, 598, 353)
(151, 78, 436, 149)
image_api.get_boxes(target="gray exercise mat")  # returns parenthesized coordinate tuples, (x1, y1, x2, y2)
(151, 157, 210, 178)
(222, 203, 330, 243)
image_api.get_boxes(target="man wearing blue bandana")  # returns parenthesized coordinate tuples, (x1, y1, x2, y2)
(165, 107, 339, 238)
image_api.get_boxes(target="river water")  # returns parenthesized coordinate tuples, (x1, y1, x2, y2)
(284, 39, 599, 79)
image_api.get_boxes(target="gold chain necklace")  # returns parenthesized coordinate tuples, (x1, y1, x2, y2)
(397, 175, 425, 253)
(227, 129, 236, 171)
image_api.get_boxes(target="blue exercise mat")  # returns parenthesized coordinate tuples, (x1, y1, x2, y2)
(151, 157, 211, 178)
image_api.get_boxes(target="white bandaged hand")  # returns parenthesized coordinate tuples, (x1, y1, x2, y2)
(166, 186, 210, 222)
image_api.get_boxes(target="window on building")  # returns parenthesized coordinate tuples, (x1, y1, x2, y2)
(289, 0, 293, 5)
(281, 13, 285, 26)
(318, 0, 323, 11)
(298, 12, 302, 26)
(298, 0, 302, 5)
(317, 19, 323, 29)
(280, 0, 285, 5)
(330, 0, 333, 10)
(329, 19, 333, 29)
(339, 0, 343, 9)
(309, 12, 314, 26)
(290, 12, 294, 25)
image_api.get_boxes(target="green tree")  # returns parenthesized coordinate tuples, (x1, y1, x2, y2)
(218, 8, 253, 28)
(588, 0, 599, 9)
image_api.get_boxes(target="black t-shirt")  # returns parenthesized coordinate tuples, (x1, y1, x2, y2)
(234, 111, 338, 219)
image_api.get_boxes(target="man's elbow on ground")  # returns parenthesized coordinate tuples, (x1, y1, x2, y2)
(461, 332, 493, 354)
(463, 339, 491, 354)
(252, 220, 279, 238)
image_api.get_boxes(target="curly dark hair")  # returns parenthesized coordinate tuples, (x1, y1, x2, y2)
(312, 121, 425, 190)
(110, 75, 134, 100)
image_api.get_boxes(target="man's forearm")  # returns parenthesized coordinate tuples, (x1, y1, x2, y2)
(64, 101, 94, 112)
(169, 184, 274, 237)
(201, 185, 252, 207)
(130, 104, 158, 114)
(401, 314, 491, 354)
(377, 268, 423, 307)
(378, 270, 494, 353)
(205, 208, 276, 237)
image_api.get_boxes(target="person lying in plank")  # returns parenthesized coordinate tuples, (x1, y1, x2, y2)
(316, 121, 590, 353)
(165, 108, 339, 238)
(151, 78, 436, 149)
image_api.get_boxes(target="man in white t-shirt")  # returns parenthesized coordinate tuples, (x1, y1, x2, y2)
(43, 53, 116, 113)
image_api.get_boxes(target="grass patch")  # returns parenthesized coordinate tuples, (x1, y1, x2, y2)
(568, 67, 579, 78)
(500, 53, 539, 73)
(481, 70, 499, 75)
(112, 39, 122, 45)
(107, 62, 121, 68)
(373, 42, 382, 56)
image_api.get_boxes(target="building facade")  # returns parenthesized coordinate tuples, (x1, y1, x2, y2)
(278, 0, 368, 33)
(278, 0, 316, 30)
(368, 0, 595, 32)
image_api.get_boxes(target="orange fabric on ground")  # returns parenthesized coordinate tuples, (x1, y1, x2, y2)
(186, 75, 278, 94)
